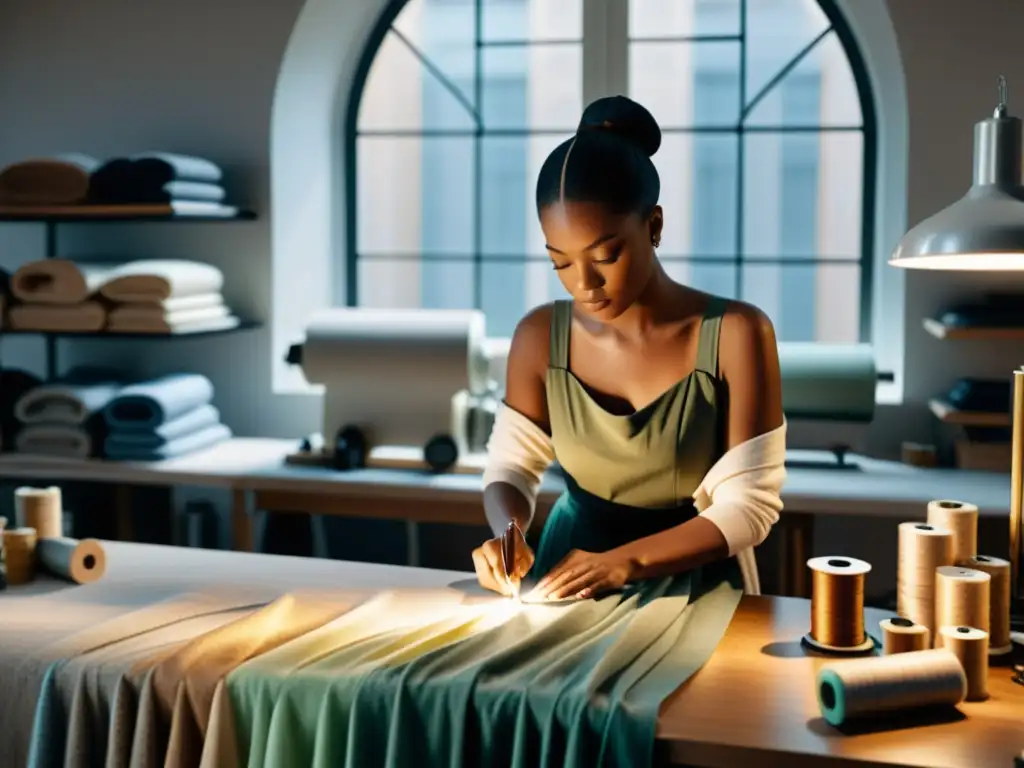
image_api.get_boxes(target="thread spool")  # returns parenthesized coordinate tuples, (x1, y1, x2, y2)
(960, 555, 1012, 655)
(816, 648, 966, 727)
(934, 566, 990, 646)
(803, 556, 875, 653)
(14, 486, 63, 539)
(937, 626, 988, 701)
(2, 527, 38, 585)
(926, 499, 978, 565)
(36, 537, 106, 584)
(897, 522, 955, 634)
(880, 617, 930, 654)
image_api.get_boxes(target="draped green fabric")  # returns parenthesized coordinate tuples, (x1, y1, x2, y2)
(221, 297, 744, 767)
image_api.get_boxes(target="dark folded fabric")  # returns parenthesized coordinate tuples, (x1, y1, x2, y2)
(89, 152, 224, 204)
(0, 368, 42, 451)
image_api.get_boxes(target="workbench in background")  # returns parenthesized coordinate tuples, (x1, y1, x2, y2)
(0, 438, 1013, 599)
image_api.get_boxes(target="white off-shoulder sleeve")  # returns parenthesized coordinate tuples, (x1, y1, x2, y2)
(482, 403, 555, 515)
(693, 420, 787, 595)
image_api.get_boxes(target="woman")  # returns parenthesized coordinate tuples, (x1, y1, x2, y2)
(474, 95, 787, 602)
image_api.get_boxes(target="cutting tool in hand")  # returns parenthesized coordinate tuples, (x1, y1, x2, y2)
(501, 521, 522, 599)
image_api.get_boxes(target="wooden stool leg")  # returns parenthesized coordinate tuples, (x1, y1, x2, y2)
(232, 489, 255, 552)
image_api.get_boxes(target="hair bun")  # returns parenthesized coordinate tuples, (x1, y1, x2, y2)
(577, 95, 661, 157)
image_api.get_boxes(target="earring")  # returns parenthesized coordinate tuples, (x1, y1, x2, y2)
(652, 236, 660, 249)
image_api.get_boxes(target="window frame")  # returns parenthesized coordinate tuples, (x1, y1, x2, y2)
(341, 0, 878, 343)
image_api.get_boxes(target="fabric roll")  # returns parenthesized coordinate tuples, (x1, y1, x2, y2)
(7, 302, 108, 332)
(102, 404, 220, 449)
(103, 373, 214, 431)
(0, 154, 99, 205)
(105, 423, 231, 461)
(99, 260, 224, 303)
(15, 424, 94, 458)
(11, 260, 118, 305)
(15, 378, 122, 426)
(89, 153, 223, 204)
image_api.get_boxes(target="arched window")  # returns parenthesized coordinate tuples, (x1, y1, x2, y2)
(344, 0, 875, 343)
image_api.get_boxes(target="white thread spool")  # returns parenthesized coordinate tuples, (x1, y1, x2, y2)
(961, 555, 1013, 655)
(926, 500, 979, 564)
(934, 566, 990, 645)
(897, 522, 954, 636)
(880, 617, 930, 654)
(14, 486, 63, 539)
(938, 626, 989, 701)
(36, 537, 106, 584)
(816, 648, 966, 727)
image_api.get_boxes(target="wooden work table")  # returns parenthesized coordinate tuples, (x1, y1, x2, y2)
(660, 597, 1024, 767)
(0, 438, 1015, 597)
(0, 542, 1019, 767)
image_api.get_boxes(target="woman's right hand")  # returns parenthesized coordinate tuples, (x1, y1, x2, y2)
(472, 532, 534, 596)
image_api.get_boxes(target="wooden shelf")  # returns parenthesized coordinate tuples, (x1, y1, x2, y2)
(928, 398, 1011, 428)
(0, 203, 255, 222)
(923, 317, 1024, 340)
(0, 320, 261, 340)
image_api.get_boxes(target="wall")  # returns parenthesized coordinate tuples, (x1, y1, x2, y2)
(0, 0, 1022, 592)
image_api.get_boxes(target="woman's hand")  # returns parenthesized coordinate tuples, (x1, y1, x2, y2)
(525, 549, 634, 602)
(472, 532, 534, 596)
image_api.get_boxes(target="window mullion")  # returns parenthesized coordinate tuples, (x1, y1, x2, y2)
(582, 0, 629, 104)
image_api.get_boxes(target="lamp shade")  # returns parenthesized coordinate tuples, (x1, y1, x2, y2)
(890, 78, 1024, 271)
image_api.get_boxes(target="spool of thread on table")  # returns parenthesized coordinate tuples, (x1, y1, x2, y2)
(804, 556, 874, 653)
(15, 486, 63, 540)
(961, 555, 1013, 655)
(926, 499, 978, 565)
(938, 626, 989, 701)
(897, 522, 954, 636)
(2, 527, 38, 585)
(816, 648, 966, 727)
(36, 537, 106, 584)
(880, 617, 930, 654)
(934, 565, 990, 645)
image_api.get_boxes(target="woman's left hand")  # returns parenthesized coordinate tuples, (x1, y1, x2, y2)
(525, 549, 634, 602)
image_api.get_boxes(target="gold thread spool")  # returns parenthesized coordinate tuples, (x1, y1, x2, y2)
(880, 617, 930, 654)
(15, 486, 63, 540)
(934, 565, 990, 646)
(938, 625, 989, 701)
(897, 522, 954, 635)
(962, 555, 1013, 654)
(927, 499, 978, 565)
(805, 556, 873, 652)
(2, 527, 38, 585)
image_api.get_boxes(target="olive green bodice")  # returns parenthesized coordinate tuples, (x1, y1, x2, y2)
(544, 298, 726, 508)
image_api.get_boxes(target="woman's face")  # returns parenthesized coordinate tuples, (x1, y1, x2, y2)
(539, 201, 663, 320)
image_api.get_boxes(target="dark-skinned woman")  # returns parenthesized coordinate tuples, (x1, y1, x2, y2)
(474, 95, 787, 607)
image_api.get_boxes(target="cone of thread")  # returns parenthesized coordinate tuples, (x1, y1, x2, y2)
(880, 617, 930, 654)
(2, 527, 37, 585)
(15, 486, 63, 540)
(938, 626, 988, 701)
(897, 522, 954, 634)
(962, 555, 1012, 652)
(927, 499, 978, 564)
(934, 565, 990, 646)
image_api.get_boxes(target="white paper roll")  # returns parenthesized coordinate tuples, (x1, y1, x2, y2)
(298, 308, 488, 449)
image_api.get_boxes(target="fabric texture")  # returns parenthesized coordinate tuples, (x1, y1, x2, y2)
(15, 423, 95, 458)
(105, 423, 232, 461)
(7, 301, 108, 332)
(14, 379, 122, 426)
(0, 154, 99, 205)
(99, 260, 224, 303)
(103, 373, 214, 430)
(100, 404, 220, 449)
(11, 259, 118, 305)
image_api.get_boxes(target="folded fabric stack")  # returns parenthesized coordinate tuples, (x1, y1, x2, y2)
(12, 367, 122, 458)
(101, 258, 239, 334)
(0, 367, 41, 452)
(102, 372, 231, 460)
(6, 258, 239, 334)
(0, 153, 99, 205)
(89, 151, 227, 213)
(7, 258, 116, 332)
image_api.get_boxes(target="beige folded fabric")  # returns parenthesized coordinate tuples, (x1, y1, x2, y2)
(14, 424, 93, 458)
(106, 314, 239, 335)
(0, 154, 98, 205)
(11, 259, 118, 305)
(100, 260, 224, 302)
(8, 301, 107, 332)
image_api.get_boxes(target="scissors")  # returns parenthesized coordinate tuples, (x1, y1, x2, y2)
(500, 521, 523, 600)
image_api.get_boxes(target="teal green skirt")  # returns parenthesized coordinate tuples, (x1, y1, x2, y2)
(220, 477, 743, 768)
